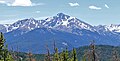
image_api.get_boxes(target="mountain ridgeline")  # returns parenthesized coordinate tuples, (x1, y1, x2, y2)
(0, 13, 120, 53)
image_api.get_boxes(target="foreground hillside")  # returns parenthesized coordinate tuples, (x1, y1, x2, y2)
(13, 45, 120, 61)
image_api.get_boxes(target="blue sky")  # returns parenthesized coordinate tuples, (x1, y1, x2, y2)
(0, 0, 120, 25)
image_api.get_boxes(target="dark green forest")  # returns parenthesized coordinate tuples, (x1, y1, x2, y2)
(11, 45, 120, 61)
(1, 32, 120, 61)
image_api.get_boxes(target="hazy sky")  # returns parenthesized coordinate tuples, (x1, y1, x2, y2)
(0, 0, 120, 25)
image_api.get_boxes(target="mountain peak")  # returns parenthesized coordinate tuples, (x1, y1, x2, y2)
(57, 13, 66, 16)
(109, 24, 120, 27)
(57, 13, 70, 19)
(29, 18, 36, 21)
(105, 24, 120, 32)
(0, 13, 95, 34)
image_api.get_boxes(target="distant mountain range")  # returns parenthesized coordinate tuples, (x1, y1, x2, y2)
(0, 13, 120, 53)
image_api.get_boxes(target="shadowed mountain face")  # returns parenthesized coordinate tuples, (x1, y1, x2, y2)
(0, 13, 120, 53)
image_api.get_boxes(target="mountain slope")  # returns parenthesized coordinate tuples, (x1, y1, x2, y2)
(5, 27, 120, 54)
(5, 27, 98, 53)
(0, 13, 120, 53)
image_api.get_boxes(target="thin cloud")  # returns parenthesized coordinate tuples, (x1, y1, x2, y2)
(32, 3, 45, 6)
(0, 0, 11, 6)
(35, 11, 40, 13)
(0, 1, 6, 3)
(11, 0, 32, 6)
(89, 5, 102, 10)
(68, 3, 79, 7)
(0, 0, 45, 6)
(105, 4, 109, 8)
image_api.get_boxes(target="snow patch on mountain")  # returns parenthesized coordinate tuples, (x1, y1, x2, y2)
(62, 42, 68, 46)
(0, 13, 120, 37)
(105, 24, 120, 32)
(3, 24, 11, 32)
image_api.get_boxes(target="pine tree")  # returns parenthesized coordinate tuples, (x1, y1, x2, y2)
(0, 32, 14, 61)
(0, 33, 4, 48)
(0, 32, 3, 60)
(59, 53, 62, 61)
(81, 55, 86, 61)
(3, 45, 13, 61)
(0, 32, 4, 58)
(52, 41, 59, 61)
(53, 48, 59, 61)
(71, 48, 78, 61)
(60, 48, 69, 61)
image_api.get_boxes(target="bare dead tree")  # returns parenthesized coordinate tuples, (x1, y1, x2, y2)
(111, 48, 120, 61)
(45, 44, 51, 61)
(83, 40, 99, 61)
(28, 52, 33, 61)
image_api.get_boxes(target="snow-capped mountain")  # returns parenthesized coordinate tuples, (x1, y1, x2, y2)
(1, 13, 95, 35)
(105, 24, 120, 33)
(43, 13, 94, 30)
(1, 13, 120, 34)
(3, 18, 41, 32)
(0, 13, 120, 53)
(42, 13, 95, 33)
(95, 24, 120, 35)
(0, 13, 120, 40)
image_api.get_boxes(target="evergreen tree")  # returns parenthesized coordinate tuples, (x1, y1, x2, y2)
(70, 48, 78, 61)
(0, 32, 4, 49)
(53, 48, 59, 61)
(0, 32, 14, 61)
(0, 32, 4, 60)
(52, 41, 59, 61)
(60, 48, 69, 61)
(59, 53, 63, 61)
(81, 55, 86, 61)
